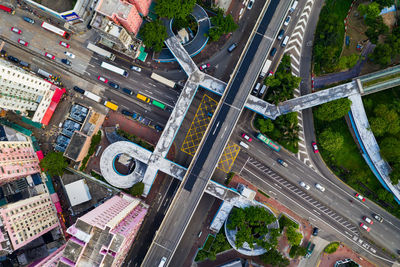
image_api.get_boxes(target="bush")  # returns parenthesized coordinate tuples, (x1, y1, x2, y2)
(286, 226, 302, 246)
(324, 242, 340, 254)
(129, 182, 144, 196)
(195, 233, 231, 262)
(116, 129, 154, 151)
(289, 245, 307, 258)
(225, 172, 235, 185)
(80, 131, 102, 171)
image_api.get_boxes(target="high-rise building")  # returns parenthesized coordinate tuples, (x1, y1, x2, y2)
(35, 193, 148, 267)
(0, 141, 40, 185)
(0, 59, 64, 125)
(0, 194, 60, 254)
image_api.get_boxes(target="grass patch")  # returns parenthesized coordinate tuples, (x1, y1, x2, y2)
(225, 172, 235, 185)
(278, 215, 298, 233)
(362, 72, 400, 88)
(257, 189, 270, 198)
(202, 235, 215, 251)
(116, 129, 154, 152)
(324, 242, 340, 254)
(80, 131, 102, 171)
(195, 233, 231, 262)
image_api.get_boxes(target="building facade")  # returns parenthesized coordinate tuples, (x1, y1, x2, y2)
(0, 194, 59, 254)
(0, 60, 55, 124)
(35, 193, 148, 266)
(0, 141, 40, 185)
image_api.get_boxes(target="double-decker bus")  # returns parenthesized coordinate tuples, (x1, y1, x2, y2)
(41, 22, 70, 39)
(100, 62, 128, 77)
(87, 43, 116, 61)
(150, 73, 175, 88)
(152, 100, 165, 109)
(257, 133, 280, 152)
(0, 4, 15, 14)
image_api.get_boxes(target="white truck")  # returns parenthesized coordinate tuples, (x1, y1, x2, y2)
(259, 59, 272, 79)
(84, 91, 102, 103)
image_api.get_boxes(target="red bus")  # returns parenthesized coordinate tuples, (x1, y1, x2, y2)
(0, 4, 15, 15)
(41, 22, 70, 39)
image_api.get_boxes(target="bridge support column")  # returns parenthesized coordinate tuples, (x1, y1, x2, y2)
(356, 79, 364, 94)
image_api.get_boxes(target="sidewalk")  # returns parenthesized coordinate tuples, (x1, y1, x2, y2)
(318, 243, 375, 267)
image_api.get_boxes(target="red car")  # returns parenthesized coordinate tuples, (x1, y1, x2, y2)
(199, 63, 210, 71)
(359, 222, 371, 232)
(355, 193, 366, 202)
(59, 41, 70, 48)
(98, 76, 108, 83)
(311, 142, 319, 153)
(268, 70, 274, 77)
(11, 27, 22, 34)
(45, 52, 55, 60)
(241, 133, 252, 142)
(18, 39, 29, 47)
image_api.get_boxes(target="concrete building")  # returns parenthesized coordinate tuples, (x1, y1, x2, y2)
(34, 193, 148, 266)
(0, 194, 59, 254)
(0, 59, 63, 125)
(0, 141, 40, 185)
(64, 179, 92, 207)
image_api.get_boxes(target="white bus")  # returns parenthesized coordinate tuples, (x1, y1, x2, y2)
(41, 22, 70, 39)
(100, 62, 128, 77)
(87, 43, 116, 61)
(150, 73, 175, 88)
(84, 91, 102, 103)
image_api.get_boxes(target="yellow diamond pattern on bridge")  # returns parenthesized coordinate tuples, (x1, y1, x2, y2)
(217, 142, 241, 173)
(181, 95, 218, 156)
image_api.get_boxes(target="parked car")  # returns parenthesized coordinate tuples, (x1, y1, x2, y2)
(277, 158, 288, 167)
(311, 142, 319, 153)
(268, 70, 274, 77)
(97, 76, 108, 83)
(277, 29, 285, 40)
(130, 65, 141, 72)
(247, 0, 255, 9)
(360, 222, 371, 232)
(372, 213, 383, 223)
(122, 88, 133, 95)
(64, 51, 75, 58)
(108, 81, 119, 89)
(155, 125, 164, 132)
(270, 47, 277, 57)
(241, 133, 252, 142)
(355, 193, 366, 202)
(132, 113, 138, 120)
(363, 216, 373, 225)
(7, 55, 19, 63)
(299, 181, 310, 190)
(315, 183, 325, 192)
(11, 27, 22, 34)
(199, 63, 210, 71)
(284, 16, 291, 26)
(122, 109, 133, 116)
(227, 43, 238, 53)
(23, 16, 35, 24)
(312, 227, 319, 236)
(45, 52, 55, 60)
(61, 58, 71, 66)
(59, 41, 70, 48)
(73, 86, 85, 94)
(17, 39, 28, 47)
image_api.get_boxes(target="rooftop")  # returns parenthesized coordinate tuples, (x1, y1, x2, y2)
(65, 179, 92, 207)
(63, 131, 87, 161)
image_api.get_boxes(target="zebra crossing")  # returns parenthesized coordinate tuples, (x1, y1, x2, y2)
(246, 157, 359, 235)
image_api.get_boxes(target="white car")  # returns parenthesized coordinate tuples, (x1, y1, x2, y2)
(284, 16, 291, 26)
(247, 0, 255, 10)
(315, 183, 325, 192)
(130, 65, 141, 72)
(363, 216, 373, 225)
(299, 181, 310, 190)
(64, 51, 75, 59)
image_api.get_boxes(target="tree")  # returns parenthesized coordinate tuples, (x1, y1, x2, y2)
(155, 0, 196, 19)
(319, 129, 344, 153)
(314, 98, 352, 122)
(39, 152, 68, 177)
(389, 165, 400, 185)
(377, 188, 393, 202)
(208, 10, 238, 41)
(256, 118, 274, 133)
(129, 182, 144, 196)
(289, 245, 307, 258)
(373, 104, 400, 135)
(370, 43, 392, 65)
(285, 226, 302, 246)
(324, 242, 340, 253)
(369, 117, 388, 136)
(139, 20, 168, 52)
(375, 0, 394, 8)
(381, 137, 400, 162)
(260, 249, 290, 267)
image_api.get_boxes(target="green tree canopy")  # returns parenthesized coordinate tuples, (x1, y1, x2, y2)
(208, 10, 238, 42)
(285, 226, 302, 246)
(227, 206, 277, 249)
(289, 245, 307, 258)
(389, 164, 400, 185)
(139, 20, 168, 52)
(314, 98, 352, 122)
(256, 118, 274, 133)
(370, 43, 392, 65)
(260, 249, 290, 267)
(39, 152, 68, 177)
(375, 0, 393, 8)
(380, 136, 400, 162)
(319, 128, 344, 153)
(155, 0, 196, 19)
(129, 182, 144, 196)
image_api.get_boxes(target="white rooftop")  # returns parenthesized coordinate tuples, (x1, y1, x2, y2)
(65, 179, 92, 207)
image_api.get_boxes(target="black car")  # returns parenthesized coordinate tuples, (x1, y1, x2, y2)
(312, 227, 319, 236)
(73, 86, 85, 94)
(122, 88, 133, 95)
(270, 47, 277, 57)
(7, 55, 19, 63)
(61, 58, 71, 66)
(155, 125, 164, 132)
(121, 109, 133, 116)
(227, 43, 238, 53)
(108, 82, 119, 89)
